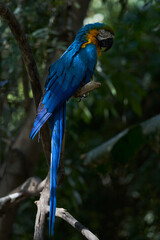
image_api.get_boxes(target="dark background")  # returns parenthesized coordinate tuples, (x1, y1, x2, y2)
(1, 0, 160, 239)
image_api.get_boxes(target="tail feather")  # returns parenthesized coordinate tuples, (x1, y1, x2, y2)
(30, 107, 52, 139)
(49, 103, 66, 236)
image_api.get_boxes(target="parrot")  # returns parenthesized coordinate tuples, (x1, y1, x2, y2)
(30, 22, 114, 236)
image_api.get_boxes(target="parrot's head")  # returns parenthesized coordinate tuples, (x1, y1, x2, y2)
(76, 22, 114, 57)
(96, 27, 114, 52)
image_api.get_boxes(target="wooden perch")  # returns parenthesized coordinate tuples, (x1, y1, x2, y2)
(0, 175, 99, 240)
(73, 81, 101, 98)
(55, 208, 99, 240)
(34, 207, 99, 240)
(34, 173, 50, 240)
(0, 177, 45, 215)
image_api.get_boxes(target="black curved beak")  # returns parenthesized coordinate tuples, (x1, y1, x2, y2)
(99, 38, 114, 52)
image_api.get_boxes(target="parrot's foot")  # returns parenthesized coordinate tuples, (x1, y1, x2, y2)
(78, 93, 89, 102)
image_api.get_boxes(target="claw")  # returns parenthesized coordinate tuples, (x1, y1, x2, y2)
(78, 93, 89, 102)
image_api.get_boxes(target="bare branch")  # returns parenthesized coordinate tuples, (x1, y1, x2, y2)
(73, 81, 101, 98)
(0, 177, 46, 215)
(0, 193, 23, 210)
(34, 172, 50, 240)
(55, 208, 99, 240)
(0, 175, 100, 240)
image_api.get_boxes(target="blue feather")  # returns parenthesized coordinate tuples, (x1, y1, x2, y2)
(30, 106, 52, 139)
(30, 23, 109, 236)
(49, 103, 66, 236)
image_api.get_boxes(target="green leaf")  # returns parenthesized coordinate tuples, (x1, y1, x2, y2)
(111, 126, 147, 164)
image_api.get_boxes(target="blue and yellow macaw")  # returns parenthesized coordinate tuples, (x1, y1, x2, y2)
(30, 22, 114, 236)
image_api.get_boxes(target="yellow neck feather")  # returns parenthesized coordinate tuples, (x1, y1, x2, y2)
(81, 29, 101, 58)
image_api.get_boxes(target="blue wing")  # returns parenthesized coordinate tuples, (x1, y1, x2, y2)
(30, 43, 97, 139)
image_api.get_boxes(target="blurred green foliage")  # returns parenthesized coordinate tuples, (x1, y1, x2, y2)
(1, 0, 160, 239)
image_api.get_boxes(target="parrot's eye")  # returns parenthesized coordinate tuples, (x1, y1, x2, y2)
(97, 29, 114, 52)
(99, 29, 105, 34)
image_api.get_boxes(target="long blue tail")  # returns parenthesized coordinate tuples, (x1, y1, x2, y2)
(30, 105, 52, 139)
(49, 103, 66, 236)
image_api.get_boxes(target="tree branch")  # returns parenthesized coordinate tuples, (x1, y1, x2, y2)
(55, 208, 99, 240)
(0, 2, 41, 107)
(0, 2, 51, 164)
(34, 173, 50, 240)
(1, 113, 160, 240)
(0, 176, 46, 215)
(73, 81, 101, 98)
(0, 175, 99, 240)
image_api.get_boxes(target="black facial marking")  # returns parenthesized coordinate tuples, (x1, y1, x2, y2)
(99, 38, 113, 51)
